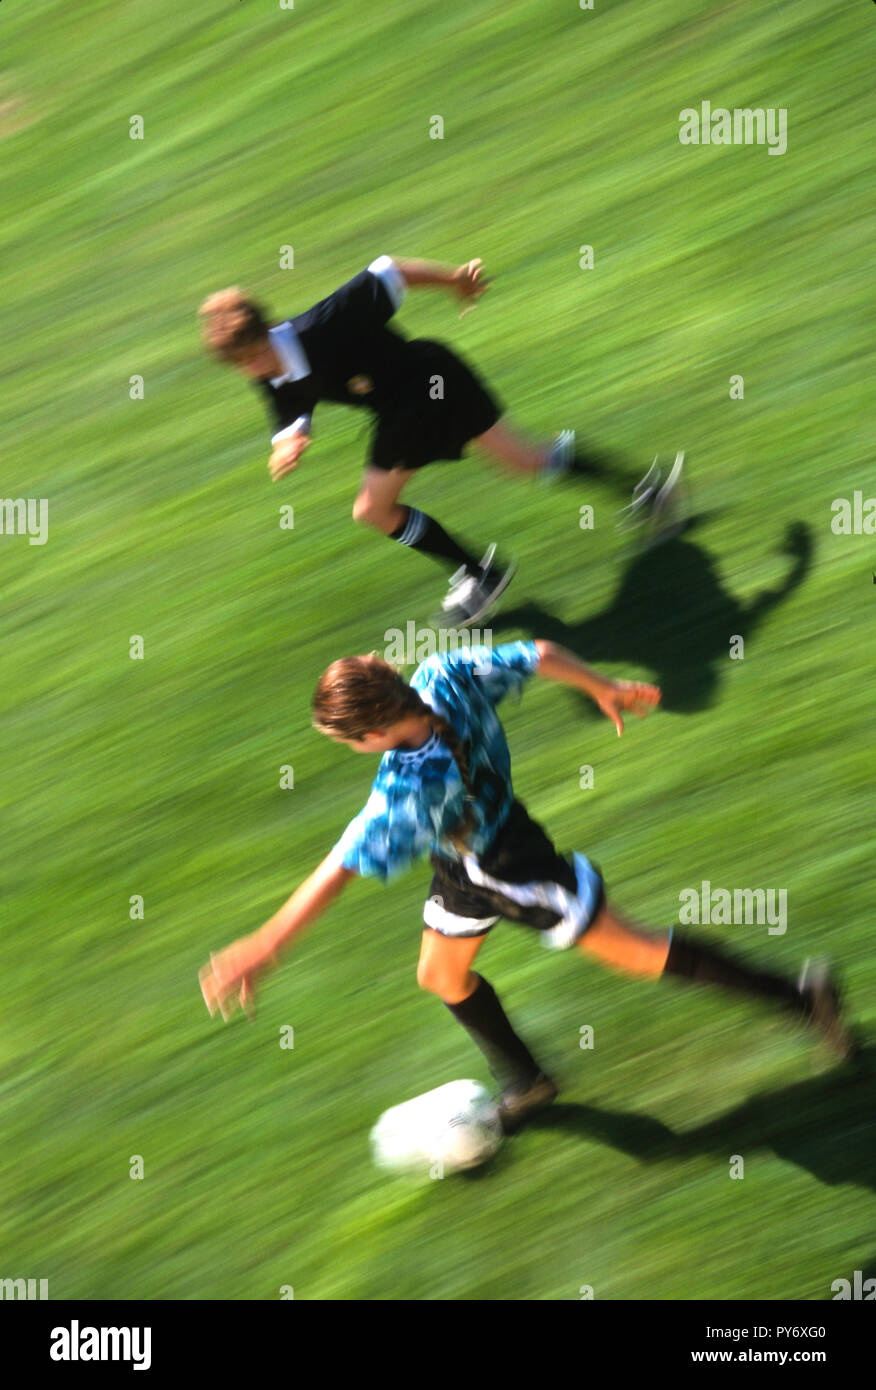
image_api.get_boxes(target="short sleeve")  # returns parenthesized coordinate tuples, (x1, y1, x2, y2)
(328, 780, 449, 882)
(367, 255, 406, 312)
(441, 640, 540, 705)
(305, 260, 403, 341)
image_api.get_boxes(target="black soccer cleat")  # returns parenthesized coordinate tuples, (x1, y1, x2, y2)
(497, 1070, 559, 1134)
(797, 958, 861, 1062)
(439, 544, 516, 627)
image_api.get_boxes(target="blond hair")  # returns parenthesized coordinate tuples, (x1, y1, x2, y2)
(198, 288, 269, 360)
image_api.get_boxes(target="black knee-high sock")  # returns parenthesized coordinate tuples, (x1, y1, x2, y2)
(663, 932, 803, 1013)
(390, 507, 479, 573)
(445, 974, 542, 1087)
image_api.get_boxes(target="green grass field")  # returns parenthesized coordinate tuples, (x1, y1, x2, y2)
(1, 0, 874, 1300)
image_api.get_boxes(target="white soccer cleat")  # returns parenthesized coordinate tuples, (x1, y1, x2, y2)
(615, 456, 662, 531)
(615, 452, 688, 544)
(647, 451, 687, 546)
(439, 544, 516, 627)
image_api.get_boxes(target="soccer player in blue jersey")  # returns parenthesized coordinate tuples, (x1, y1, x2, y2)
(198, 255, 685, 625)
(200, 641, 854, 1131)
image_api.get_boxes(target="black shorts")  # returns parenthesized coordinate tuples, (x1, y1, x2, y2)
(368, 338, 502, 471)
(423, 801, 605, 950)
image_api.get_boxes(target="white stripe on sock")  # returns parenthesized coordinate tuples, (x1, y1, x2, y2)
(397, 507, 428, 547)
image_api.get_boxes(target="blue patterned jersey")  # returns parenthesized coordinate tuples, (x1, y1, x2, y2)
(329, 641, 540, 881)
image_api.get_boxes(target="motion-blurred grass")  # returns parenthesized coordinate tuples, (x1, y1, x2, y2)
(0, 0, 873, 1299)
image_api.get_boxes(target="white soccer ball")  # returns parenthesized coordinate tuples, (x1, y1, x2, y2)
(370, 1079, 503, 1175)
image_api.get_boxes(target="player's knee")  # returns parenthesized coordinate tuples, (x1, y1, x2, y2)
(352, 493, 381, 528)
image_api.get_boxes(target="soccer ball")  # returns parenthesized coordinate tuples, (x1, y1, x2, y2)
(370, 1079, 503, 1175)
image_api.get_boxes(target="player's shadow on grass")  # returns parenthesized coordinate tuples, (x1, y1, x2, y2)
(529, 1045, 876, 1194)
(499, 516, 813, 713)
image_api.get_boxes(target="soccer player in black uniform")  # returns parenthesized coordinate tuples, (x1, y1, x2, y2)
(199, 254, 684, 624)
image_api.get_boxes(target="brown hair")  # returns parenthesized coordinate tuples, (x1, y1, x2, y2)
(198, 288, 269, 361)
(312, 655, 477, 850)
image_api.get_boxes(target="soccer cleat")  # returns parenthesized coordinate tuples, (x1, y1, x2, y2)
(633, 456, 662, 498)
(615, 452, 687, 544)
(647, 451, 687, 546)
(497, 1070, 559, 1134)
(797, 958, 860, 1062)
(439, 544, 517, 627)
(540, 428, 577, 482)
(615, 457, 662, 530)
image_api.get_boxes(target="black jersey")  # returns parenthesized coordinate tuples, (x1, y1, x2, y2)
(260, 256, 502, 470)
(260, 256, 412, 442)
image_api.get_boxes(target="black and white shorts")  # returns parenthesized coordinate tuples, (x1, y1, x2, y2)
(368, 338, 502, 471)
(423, 801, 605, 950)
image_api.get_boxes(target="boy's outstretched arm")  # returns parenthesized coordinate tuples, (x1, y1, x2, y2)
(393, 256, 490, 304)
(200, 855, 356, 1021)
(533, 639, 660, 737)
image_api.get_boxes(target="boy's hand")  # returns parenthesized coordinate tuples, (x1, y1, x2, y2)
(596, 680, 661, 737)
(452, 259, 490, 316)
(200, 931, 277, 1022)
(269, 433, 310, 482)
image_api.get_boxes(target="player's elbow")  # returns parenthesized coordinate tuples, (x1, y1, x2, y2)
(534, 639, 558, 665)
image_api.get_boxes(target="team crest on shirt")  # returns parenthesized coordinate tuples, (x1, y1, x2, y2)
(347, 374, 373, 395)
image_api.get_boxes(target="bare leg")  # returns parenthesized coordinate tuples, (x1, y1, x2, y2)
(475, 417, 645, 500)
(354, 464, 486, 578)
(577, 901, 671, 978)
(419, 928, 546, 1088)
(352, 465, 417, 534)
(577, 903, 846, 1056)
(471, 418, 550, 474)
(417, 928, 487, 1003)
